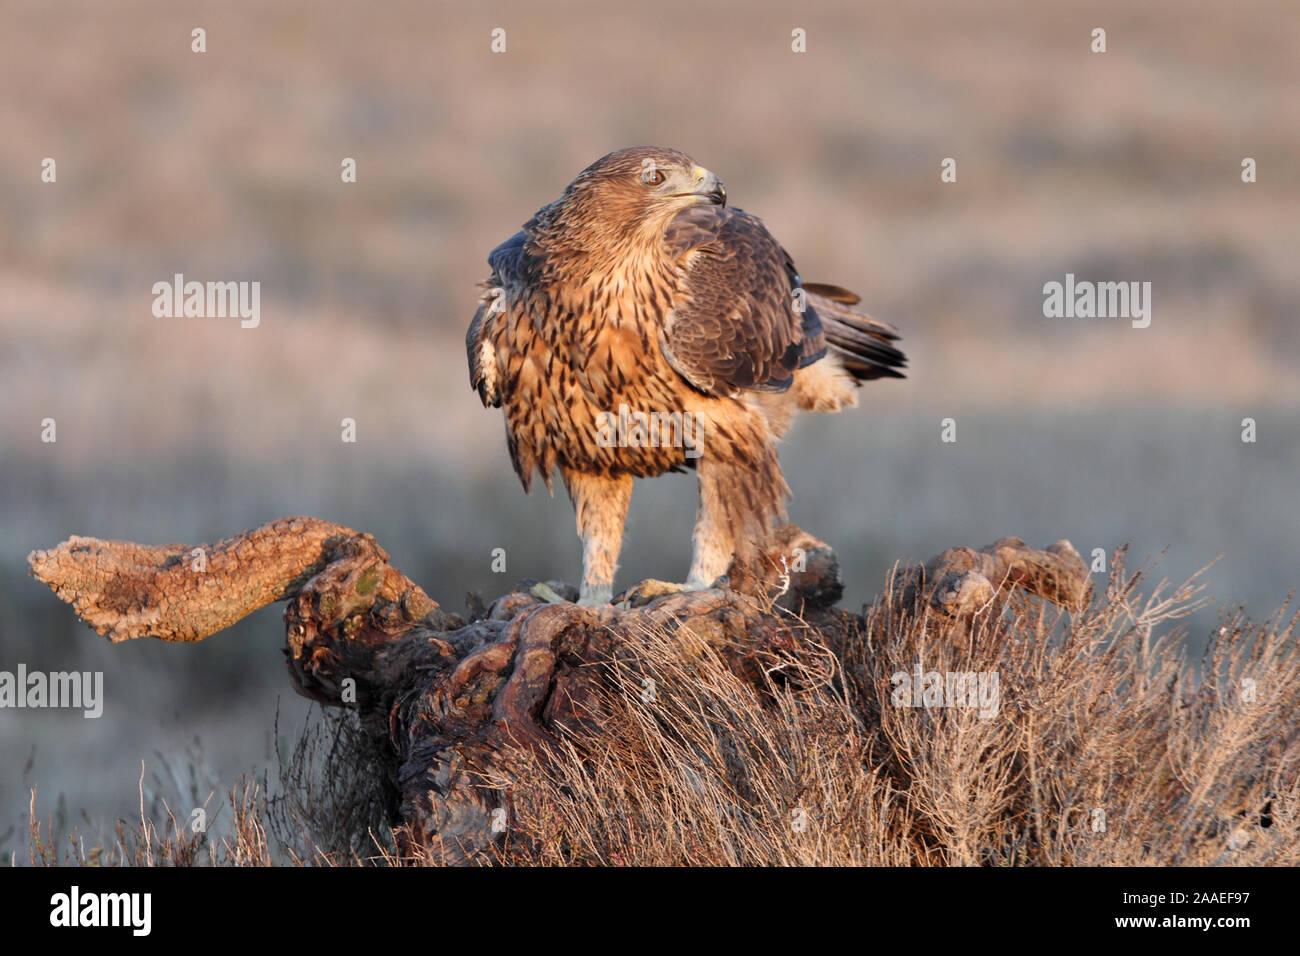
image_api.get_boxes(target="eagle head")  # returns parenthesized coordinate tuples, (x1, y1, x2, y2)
(546, 146, 726, 246)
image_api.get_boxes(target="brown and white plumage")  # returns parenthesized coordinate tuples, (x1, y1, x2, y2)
(467, 146, 905, 603)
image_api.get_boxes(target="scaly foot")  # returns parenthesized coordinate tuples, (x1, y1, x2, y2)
(616, 577, 723, 609)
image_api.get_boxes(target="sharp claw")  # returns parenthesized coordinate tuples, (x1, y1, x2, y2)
(616, 578, 694, 609)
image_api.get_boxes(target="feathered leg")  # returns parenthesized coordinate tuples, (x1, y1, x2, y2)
(686, 480, 736, 588)
(563, 469, 634, 605)
(687, 416, 789, 590)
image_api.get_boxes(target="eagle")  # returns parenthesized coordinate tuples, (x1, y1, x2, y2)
(467, 146, 905, 604)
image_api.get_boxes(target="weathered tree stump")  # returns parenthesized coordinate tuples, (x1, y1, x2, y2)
(27, 517, 1089, 863)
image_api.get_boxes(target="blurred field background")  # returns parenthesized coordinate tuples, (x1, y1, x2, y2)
(1, 0, 1297, 856)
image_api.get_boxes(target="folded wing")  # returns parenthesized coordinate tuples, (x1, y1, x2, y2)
(660, 205, 825, 397)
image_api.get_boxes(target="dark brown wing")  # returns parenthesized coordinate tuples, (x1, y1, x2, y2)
(660, 205, 825, 397)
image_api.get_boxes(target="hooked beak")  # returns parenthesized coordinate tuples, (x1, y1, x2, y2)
(682, 165, 726, 206)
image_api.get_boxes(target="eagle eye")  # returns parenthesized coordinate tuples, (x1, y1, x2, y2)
(641, 167, 666, 186)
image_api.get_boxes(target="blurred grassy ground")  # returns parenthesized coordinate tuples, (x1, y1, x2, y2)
(1, 0, 1297, 853)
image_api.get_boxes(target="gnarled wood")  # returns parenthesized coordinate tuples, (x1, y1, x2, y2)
(898, 536, 1091, 618)
(28, 516, 1089, 863)
(25, 517, 442, 644)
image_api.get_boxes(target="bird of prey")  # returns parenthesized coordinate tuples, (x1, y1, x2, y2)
(467, 146, 905, 604)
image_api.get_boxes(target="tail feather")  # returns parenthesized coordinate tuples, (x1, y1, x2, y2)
(802, 281, 861, 306)
(806, 288, 907, 381)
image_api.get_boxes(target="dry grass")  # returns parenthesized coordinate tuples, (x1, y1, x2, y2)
(24, 708, 392, 867)
(25, 554, 1297, 866)
(841, 551, 1298, 865)
(263, 706, 397, 866)
(461, 613, 913, 866)
(27, 773, 272, 867)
